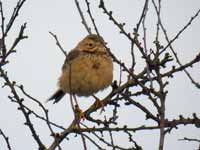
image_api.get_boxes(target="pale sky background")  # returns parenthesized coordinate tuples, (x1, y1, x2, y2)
(0, 0, 200, 150)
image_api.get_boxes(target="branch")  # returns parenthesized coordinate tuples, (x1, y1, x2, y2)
(0, 69, 46, 150)
(0, 129, 12, 150)
(5, 0, 27, 36)
(161, 52, 200, 79)
(160, 8, 200, 54)
(16, 84, 56, 137)
(130, 0, 149, 69)
(74, 0, 91, 34)
(0, 1, 6, 56)
(99, 0, 147, 59)
(165, 114, 200, 130)
(179, 137, 200, 143)
(152, 1, 200, 88)
(84, 0, 100, 35)
(0, 23, 27, 66)
(49, 31, 67, 57)
(47, 112, 200, 150)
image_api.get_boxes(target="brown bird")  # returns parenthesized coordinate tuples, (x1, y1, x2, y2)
(48, 34, 113, 110)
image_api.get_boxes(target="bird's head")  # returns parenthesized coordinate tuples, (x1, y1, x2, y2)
(76, 34, 106, 53)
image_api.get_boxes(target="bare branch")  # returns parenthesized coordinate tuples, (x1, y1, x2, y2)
(5, 0, 27, 36)
(160, 8, 200, 54)
(0, 69, 46, 150)
(49, 31, 67, 57)
(74, 0, 91, 34)
(0, 129, 12, 150)
(0, 1, 6, 56)
(84, 0, 100, 35)
(179, 137, 200, 143)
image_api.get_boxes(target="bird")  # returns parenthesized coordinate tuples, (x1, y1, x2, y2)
(47, 34, 113, 112)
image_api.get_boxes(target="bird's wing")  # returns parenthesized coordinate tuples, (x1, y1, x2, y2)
(67, 49, 81, 61)
(62, 49, 81, 70)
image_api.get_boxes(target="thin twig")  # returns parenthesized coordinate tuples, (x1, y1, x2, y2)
(84, 0, 100, 35)
(99, 0, 147, 59)
(179, 137, 200, 143)
(49, 31, 67, 57)
(74, 0, 91, 34)
(5, 0, 27, 36)
(131, 0, 149, 69)
(142, 0, 153, 88)
(152, 1, 200, 88)
(16, 84, 56, 136)
(0, 1, 6, 56)
(108, 130, 115, 150)
(0, 23, 27, 66)
(0, 69, 45, 149)
(160, 8, 200, 54)
(81, 133, 106, 150)
(70, 63, 88, 150)
(0, 129, 12, 150)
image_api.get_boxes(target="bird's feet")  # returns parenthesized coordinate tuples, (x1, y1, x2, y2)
(75, 104, 85, 121)
(92, 95, 105, 113)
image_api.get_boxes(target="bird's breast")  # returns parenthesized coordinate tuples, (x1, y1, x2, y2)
(58, 54, 113, 96)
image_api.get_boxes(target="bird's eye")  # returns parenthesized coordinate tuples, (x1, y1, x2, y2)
(87, 42, 95, 49)
(89, 43, 93, 47)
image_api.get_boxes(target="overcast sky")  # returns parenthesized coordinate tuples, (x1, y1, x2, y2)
(0, 0, 200, 150)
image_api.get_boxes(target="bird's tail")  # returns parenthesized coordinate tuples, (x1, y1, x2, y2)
(47, 89, 65, 104)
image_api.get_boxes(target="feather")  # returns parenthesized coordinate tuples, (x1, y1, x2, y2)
(47, 89, 65, 104)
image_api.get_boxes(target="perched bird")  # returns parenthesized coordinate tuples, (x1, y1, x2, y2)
(48, 34, 113, 109)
